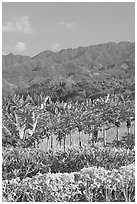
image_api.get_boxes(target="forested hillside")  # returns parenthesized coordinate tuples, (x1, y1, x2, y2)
(2, 41, 135, 101)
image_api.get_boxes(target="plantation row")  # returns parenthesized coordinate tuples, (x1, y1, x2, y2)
(3, 162, 135, 202)
(2, 93, 135, 149)
(2, 92, 135, 202)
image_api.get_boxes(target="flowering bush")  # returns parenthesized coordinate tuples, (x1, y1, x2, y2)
(79, 163, 135, 202)
(3, 163, 135, 202)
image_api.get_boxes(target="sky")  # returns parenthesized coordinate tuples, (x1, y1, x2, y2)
(2, 2, 135, 56)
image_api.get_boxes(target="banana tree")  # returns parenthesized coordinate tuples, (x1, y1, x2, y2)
(126, 118, 131, 137)
(3, 99, 41, 148)
(63, 134, 66, 152)
(115, 119, 121, 142)
(84, 123, 92, 144)
(55, 129, 65, 150)
(102, 125, 107, 146)
(42, 126, 51, 150)
(76, 124, 83, 147)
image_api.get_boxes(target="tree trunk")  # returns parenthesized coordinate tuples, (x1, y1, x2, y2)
(60, 139, 62, 149)
(102, 126, 104, 139)
(133, 120, 135, 135)
(116, 126, 119, 142)
(127, 127, 130, 137)
(88, 133, 90, 144)
(103, 125, 107, 146)
(91, 126, 94, 146)
(64, 136, 66, 152)
(34, 140, 38, 148)
(79, 132, 82, 147)
(47, 137, 49, 150)
(50, 135, 53, 149)
(70, 132, 72, 146)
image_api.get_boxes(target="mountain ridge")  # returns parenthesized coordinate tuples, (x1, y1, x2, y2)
(2, 41, 135, 100)
(3, 41, 134, 61)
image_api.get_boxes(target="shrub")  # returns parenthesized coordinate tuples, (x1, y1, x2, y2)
(3, 145, 135, 180)
(2, 163, 135, 202)
(121, 133, 135, 149)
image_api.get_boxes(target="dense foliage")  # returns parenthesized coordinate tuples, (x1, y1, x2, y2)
(3, 146, 135, 180)
(2, 93, 135, 149)
(14, 73, 135, 103)
(2, 91, 135, 202)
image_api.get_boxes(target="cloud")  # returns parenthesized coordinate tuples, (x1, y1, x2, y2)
(14, 42, 27, 52)
(57, 21, 76, 29)
(2, 45, 12, 55)
(51, 43, 61, 52)
(2, 16, 33, 34)
(2, 51, 8, 55)
(2, 22, 14, 32)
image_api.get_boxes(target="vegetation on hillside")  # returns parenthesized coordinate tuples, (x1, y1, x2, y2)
(2, 41, 135, 202)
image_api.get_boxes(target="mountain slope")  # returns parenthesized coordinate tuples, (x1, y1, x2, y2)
(2, 41, 135, 99)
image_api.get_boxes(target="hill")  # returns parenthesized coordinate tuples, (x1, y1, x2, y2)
(2, 41, 135, 101)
